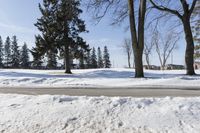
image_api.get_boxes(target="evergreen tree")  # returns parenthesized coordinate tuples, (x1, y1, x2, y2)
(0, 36, 3, 68)
(79, 49, 85, 69)
(33, 0, 90, 74)
(20, 43, 30, 68)
(91, 47, 97, 68)
(10, 36, 20, 68)
(4, 36, 11, 68)
(32, 0, 57, 69)
(31, 36, 44, 69)
(31, 54, 43, 69)
(97, 47, 104, 68)
(103, 46, 111, 68)
(47, 49, 57, 69)
(85, 50, 91, 69)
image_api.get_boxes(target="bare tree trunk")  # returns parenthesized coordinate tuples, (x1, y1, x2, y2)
(134, 50, 144, 77)
(162, 60, 166, 70)
(182, 18, 195, 75)
(145, 54, 150, 69)
(128, 52, 131, 68)
(64, 45, 72, 74)
(128, 0, 146, 78)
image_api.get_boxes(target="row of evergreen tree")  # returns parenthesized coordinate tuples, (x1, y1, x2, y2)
(32, 45, 112, 70)
(0, 35, 112, 70)
(79, 46, 111, 69)
(0, 36, 30, 68)
(32, 0, 113, 73)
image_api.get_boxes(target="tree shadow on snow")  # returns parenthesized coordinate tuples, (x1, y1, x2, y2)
(0, 69, 200, 80)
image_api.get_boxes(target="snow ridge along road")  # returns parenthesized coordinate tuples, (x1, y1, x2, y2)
(1, 94, 200, 133)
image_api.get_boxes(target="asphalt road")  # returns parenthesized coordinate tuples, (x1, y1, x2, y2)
(0, 87, 200, 97)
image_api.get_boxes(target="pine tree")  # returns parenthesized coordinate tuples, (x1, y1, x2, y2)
(0, 36, 3, 68)
(32, 0, 57, 69)
(4, 36, 11, 68)
(10, 36, 20, 68)
(103, 46, 111, 68)
(97, 47, 104, 68)
(20, 43, 30, 68)
(79, 50, 85, 69)
(91, 47, 97, 68)
(31, 54, 43, 69)
(33, 0, 90, 73)
(47, 50, 57, 69)
(85, 50, 91, 69)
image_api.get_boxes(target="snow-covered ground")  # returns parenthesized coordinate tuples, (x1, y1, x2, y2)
(0, 68, 200, 88)
(0, 94, 200, 133)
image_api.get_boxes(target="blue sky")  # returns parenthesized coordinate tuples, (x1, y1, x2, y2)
(0, 0, 186, 67)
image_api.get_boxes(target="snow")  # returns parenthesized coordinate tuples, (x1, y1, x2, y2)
(0, 68, 200, 88)
(0, 94, 200, 133)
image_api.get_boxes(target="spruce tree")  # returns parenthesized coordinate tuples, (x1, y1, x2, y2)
(31, 54, 43, 69)
(103, 46, 111, 68)
(47, 50, 57, 69)
(32, 0, 57, 68)
(31, 36, 44, 69)
(85, 50, 91, 69)
(33, 0, 89, 73)
(79, 50, 85, 69)
(20, 43, 30, 68)
(91, 47, 97, 68)
(0, 36, 3, 68)
(97, 47, 104, 68)
(4, 36, 11, 68)
(11, 36, 20, 68)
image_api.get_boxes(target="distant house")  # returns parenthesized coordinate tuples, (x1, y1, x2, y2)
(165, 64, 185, 70)
(143, 65, 160, 70)
(194, 62, 200, 70)
(71, 63, 79, 69)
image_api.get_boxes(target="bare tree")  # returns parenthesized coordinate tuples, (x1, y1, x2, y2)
(153, 30, 180, 70)
(129, 0, 146, 77)
(121, 38, 132, 68)
(87, 0, 147, 77)
(144, 38, 154, 69)
(149, 0, 198, 75)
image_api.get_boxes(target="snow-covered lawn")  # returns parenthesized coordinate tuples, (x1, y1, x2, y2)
(0, 94, 200, 133)
(0, 68, 200, 88)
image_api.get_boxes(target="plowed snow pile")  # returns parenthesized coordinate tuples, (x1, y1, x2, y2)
(0, 94, 200, 133)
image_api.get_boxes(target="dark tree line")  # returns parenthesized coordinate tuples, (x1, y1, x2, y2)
(0, 36, 30, 69)
(0, 34, 112, 70)
(79, 46, 111, 69)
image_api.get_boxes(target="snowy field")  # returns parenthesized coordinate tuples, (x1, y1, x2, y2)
(0, 94, 200, 133)
(0, 68, 200, 88)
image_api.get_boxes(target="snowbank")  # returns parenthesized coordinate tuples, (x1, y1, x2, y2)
(0, 94, 200, 133)
(0, 68, 200, 88)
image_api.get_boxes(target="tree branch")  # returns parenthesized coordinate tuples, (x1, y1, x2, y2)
(149, 0, 182, 19)
(189, 0, 197, 16)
